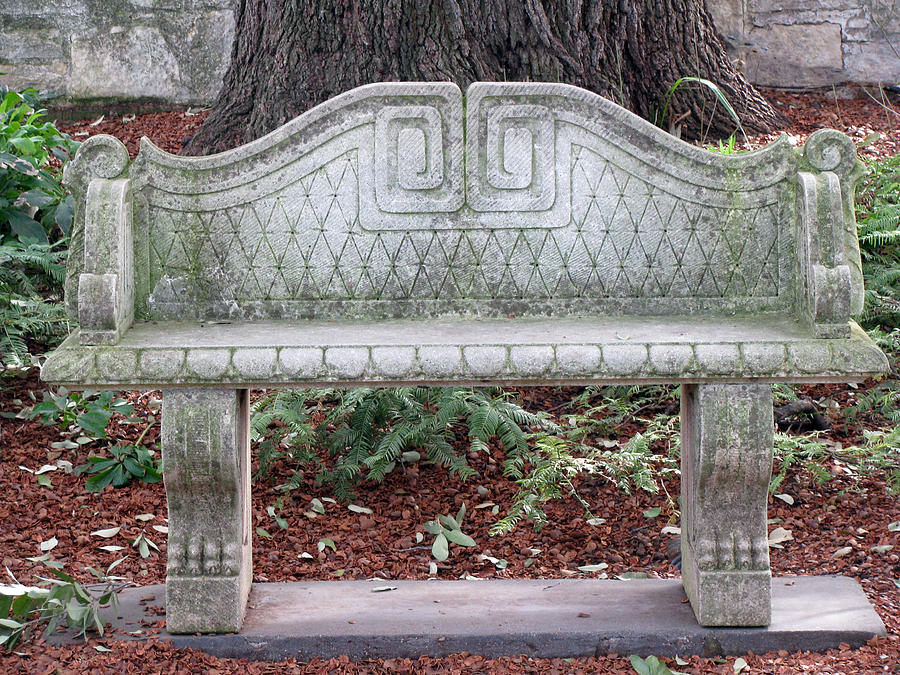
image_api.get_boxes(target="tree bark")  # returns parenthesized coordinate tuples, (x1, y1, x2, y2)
(183, 0, 785, 156)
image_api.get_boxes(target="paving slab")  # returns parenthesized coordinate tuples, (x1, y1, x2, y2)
(65, 576, 884, 661)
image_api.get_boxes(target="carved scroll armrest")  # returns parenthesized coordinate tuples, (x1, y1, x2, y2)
(796, 130, 866, 339)
(77, 178, 134, 345)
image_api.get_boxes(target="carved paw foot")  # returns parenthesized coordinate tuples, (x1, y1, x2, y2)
(693, 525, 769, 571)
(695, 535, 717, 570)
(167, 532, 240, 577)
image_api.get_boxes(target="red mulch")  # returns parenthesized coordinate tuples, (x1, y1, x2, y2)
(1, 90, 898, 673)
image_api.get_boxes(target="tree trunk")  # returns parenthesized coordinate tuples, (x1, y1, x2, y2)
(183, 0, 785, 156)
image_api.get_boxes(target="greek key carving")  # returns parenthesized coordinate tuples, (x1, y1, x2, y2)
(469, 101, 556, 211)
(464, 83, 570, 227)
(376, 105, 453, 211)
(368, 89, 464, 217)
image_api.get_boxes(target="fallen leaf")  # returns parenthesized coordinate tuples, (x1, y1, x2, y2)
(91, 527, 121, 538)
(348, 504, 373, 514)
(774, 493, 794, 505)
(832, 546, 853, 558)
(39, 537, 57, 552)
(767, 527, 793, 546)
(432, 533, 449, 561)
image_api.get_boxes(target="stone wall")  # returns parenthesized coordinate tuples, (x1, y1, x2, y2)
(0, 0, 234, 105)
(708, 0, 900, 89)
(0, 1, 897, 106)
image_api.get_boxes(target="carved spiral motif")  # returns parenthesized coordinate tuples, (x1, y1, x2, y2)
(63, 134, 130, 189)
(803, 129, 856, 175)
(467, 96, 555, 212)
(373, 103, 463, 213)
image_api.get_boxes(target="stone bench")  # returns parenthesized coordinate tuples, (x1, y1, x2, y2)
(42, 82, 888, 634)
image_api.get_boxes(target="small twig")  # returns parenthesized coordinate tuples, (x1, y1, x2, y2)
(863, 87, 900, 120)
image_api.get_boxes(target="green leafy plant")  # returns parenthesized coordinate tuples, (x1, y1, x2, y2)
(0, 556, 127, 649)
(856, 154, 900, 330)
(654, 76, 746, 144)
(629, 654, 688, 675)
(772, 427, 900, 494)
(76, 433, 161, 492)
(129, 529, 161, 558)
(842, 426, 900, 494)
(0, 88, 79, 244)
(706, 133, 738, 154)
(493, 412, 680, 534)
(424, 503, 476, 562)
(847, 377, 900, 424)
(770, 432, 831, 493)
(28, 388, 136, 439)
(250, 388, 326, 483)
(252, 386, 550, 502)
(0, 239, 69, 369)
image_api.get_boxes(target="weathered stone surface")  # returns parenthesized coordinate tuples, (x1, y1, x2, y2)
(50, 578, 886, 660)
(0, 1, 234, 105)
(162, 389, 252, 633)
(40, 82, 890, 636)
(122, 85, 804, 323)
(49, 83, 871, 344)
(742, 23, 844, 88)
(40, 318, 889, 388)
(713, 0, 900, 88)
(681, 383, 774, 626)
(77, 178, 133, 345)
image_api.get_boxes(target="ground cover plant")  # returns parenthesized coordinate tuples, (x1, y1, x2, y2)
(857, 152, 900, 330)
(0, 87, 77, 369)
(0, 88, 78, 244)
(0, 89, 899, 673)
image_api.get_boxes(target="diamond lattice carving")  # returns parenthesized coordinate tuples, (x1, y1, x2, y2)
(146, 144, 785, 317)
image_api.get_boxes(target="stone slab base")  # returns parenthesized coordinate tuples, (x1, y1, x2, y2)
(59, 576, 883, 661)
(683, 568, 772, 627)
(166, 575, 250, 634)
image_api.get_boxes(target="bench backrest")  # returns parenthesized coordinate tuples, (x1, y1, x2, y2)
(64, 82, 865, 340)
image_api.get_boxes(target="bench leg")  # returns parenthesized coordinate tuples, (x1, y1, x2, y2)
(161, 389, 252, 633)
(680, 383, 774, 626)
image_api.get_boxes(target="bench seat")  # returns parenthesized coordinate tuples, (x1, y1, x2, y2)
(43, 316, 886, 388)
